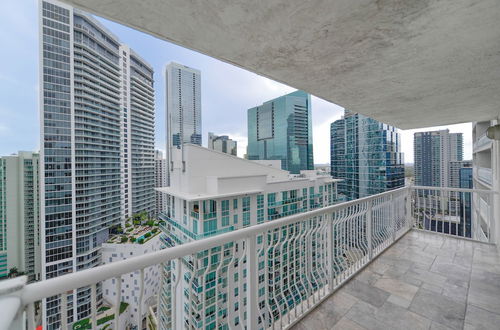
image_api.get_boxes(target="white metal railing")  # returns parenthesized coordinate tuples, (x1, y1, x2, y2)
(0, 186, 411, 330)
(411, 185, 496, 243)
(1, 184, 495, 329)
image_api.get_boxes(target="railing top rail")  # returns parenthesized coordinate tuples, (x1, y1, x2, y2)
(411, 185, 498, 194)
(20, 186, 410, 305)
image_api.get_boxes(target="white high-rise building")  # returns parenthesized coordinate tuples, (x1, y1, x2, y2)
(208, 132, 237, 156)
(155, 150, 167, 216)
(165, 62, 201, 185)
(39, 1, 155, 327)
(414, 130, 463, 187)
(0, 151, 41, 282)
(120, 47, 156, 219)
(156, 144, 339, 328)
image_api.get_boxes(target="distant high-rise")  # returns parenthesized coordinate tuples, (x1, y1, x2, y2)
(155, 150, 167, 216)
(414, 130, 463, 187)
(208, 132, 237, 156)
(247, 90, 313, 174)
(40, 1, 155, 327)
(121, 47, 156, 218)
(330, 110, 404, 200)
(165, 62, 201, 185)
(0, 152, 40, 282)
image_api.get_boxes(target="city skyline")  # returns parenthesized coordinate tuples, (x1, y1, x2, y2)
(0, 0, 473, 165)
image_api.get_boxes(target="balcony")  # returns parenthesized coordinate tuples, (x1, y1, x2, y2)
(293, 230, 500, 330)
(1, 186, 498, 329)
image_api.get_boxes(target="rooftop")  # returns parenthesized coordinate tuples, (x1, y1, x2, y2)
(294, 230, 500, 330)
(106, 219, 161, 245)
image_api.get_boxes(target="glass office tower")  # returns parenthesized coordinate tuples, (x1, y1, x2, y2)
(40, 1, 155, 327)
(330, 110, 404, 200)
(247, 90, 313, 174)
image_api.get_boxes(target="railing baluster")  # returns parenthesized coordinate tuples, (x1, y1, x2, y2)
(367, 201, 373, 260)
(137, 268, 144, 329)
(27, 302, 35, 330)
(91, 283, 97, 328)
(60, 293, 67, 330)
(115, 276, 121, 329)
(246, 234, 258, 330)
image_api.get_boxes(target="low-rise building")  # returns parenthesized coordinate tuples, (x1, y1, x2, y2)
(101, 221, 162, 329)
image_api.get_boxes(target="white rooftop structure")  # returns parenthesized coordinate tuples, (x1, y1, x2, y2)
(157, 144, 340, 201)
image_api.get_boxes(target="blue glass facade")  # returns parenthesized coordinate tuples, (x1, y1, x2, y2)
(330, 111, 404, 200)
(247, 90, 313, 174)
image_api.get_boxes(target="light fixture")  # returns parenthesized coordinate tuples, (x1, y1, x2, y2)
(486, 124, 500, 140)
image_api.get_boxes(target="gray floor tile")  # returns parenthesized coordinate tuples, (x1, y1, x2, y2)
(291, 230, 500, 330)
(343, 279, 390, 308)
(373, 277, 419, 301)
(409, 288, 466, 329)
(465, 304, 500, 330)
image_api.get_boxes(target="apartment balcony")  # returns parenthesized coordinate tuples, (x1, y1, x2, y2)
(293, 230, 500, 330)
(1, 186, 498, 330)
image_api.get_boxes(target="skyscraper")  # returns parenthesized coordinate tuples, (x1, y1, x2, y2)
(414, 130, 463, 187)
(121, 47, 156, 219)
(165, 62, 201, 185)
(330, 110, 404, 200)
(155, 150, 167, 216)
(208, 132, 237, 156)
(39, 1, 155, 327)
(0, 152, 41, 282)
(247, 90, 313, 174)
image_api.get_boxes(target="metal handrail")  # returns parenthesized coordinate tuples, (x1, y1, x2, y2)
(19, 186, 409, 305)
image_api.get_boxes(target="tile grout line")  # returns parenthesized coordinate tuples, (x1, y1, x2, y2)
(463, 245, 475, 328)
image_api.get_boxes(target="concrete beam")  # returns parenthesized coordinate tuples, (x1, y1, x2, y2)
(60, 0, 500, 129)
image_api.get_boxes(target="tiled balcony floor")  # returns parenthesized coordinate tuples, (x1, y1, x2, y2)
(293, 230, 500, 330)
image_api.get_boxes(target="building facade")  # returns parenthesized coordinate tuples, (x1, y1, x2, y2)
(472, 121, 499, 241)
(102, 231, 161, 329)
(0, 152, 41, 282)
(459, 163, 473, 238)
(155, 150, 167, 216)
(39, 1, 155, 327)
(157, 144, 338, 329)
(247, 90, 313, 174)
(208, 132, 237, 156)
(414, 130, 463, 187)
(165, 62, 201, 186)
(121, 47, 156, 218)
(330, 111, 404, 200)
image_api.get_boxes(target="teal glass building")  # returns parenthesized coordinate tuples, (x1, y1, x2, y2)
(247, 90, 313, 174)
(330, 111, 404, 200)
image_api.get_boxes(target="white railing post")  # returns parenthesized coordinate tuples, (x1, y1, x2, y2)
(0, 276, 26, 330)
(391, 193, 396, 242)
(246, 235, 258, 329)
(406, 186, 413, 230)
(327, 213, 335, 289)
(367, 201, 373, 260)
(489, 193, 496, 244)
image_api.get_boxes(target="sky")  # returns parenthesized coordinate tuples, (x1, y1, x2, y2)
(0, 0, 472, 164)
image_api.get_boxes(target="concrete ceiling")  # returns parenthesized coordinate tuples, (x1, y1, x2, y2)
(62, 0, 500, 129)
